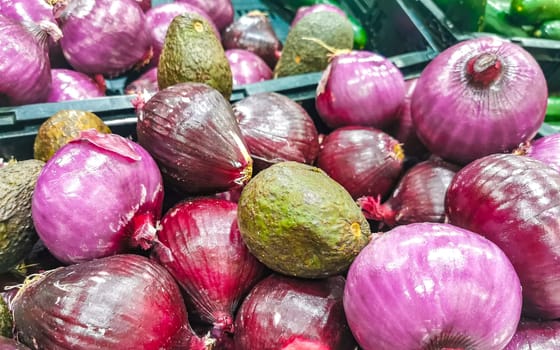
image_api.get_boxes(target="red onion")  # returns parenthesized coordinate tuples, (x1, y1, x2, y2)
(344, 222, 522, 350)
(145, 2, 219, 67)
(31, 130, 163, 264)
(316, 50, 405, 130)
(54, 0, 152, 77)
(411, 36, 548, 165)
(136, 82, 253, 195)
(225, 49, 273, 86)
(446, 153, 560, 319)
(291, 4, 346, 27)
(124, 67, 158, 96)
(234, 274, 357, 350)
(232, 92, 319, 173)
(0, 15, 61, 106)
(515, 134, 560, 172)
(151, 198, 267, 342)
(0, 337, 29, 349)
(222, 11, 282, 68)
(47, 68, 105, 102)
(175, 0, 233, 31)
(316, 126, 404, 199)
(505, 319, 560, 349)
(358, 158, 459, 227)
(12, 254, 209, 349)
(135, 0, 150, 12)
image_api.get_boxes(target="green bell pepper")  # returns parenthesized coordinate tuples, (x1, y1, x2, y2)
(510, 0, 560, 25)
(432, 0, 488, 32)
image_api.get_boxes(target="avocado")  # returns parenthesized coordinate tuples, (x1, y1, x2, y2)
(237, 161, 371, 278)
(274, 11, 354, 78)
(33, 110, 111, 162)
(0, 297, 11, 338)
(0, 160, 44, 274)
(158, 12, 233, 100)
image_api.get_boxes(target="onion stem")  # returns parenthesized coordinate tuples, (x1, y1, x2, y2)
(466, 53, 502, 86)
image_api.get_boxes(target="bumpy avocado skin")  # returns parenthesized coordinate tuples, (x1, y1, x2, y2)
(158, 12, 233, 100)
(0, 160, 44, 274)
(0, 297, 12, 338)
(274, 11, 354, 78)
(238, 161, 371, 278)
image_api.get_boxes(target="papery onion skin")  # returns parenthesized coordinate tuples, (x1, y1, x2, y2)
(516, 134, 560, 172)
(175, 0, 233, 31)
(344, 222, 522, 350)
(504, 319, 560, 349)
(411, 36, 547, 165)
(226, 49, 273, 86)
(47, 68, 105, 102)
(31, 130, 164, 264)
(124, 67, 158, 96)
(316, 50, 405, 130)
(316, 126, 404, 199)
(151, 198, 267, 341)
(55, 0, 152, 77)
(136, 82, 253, 195)
(234, 274, 357, 350)
(291, 4, 346, 27)
(12, 254, 207, 350)
(446, 153, 560, 319)
(232, 92, 319, 173)
(0, 337, 29, 349)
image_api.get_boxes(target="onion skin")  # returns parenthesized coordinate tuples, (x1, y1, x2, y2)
(504, 319, 560, 349)
(152, 198, 267, 342)
(291, 4, 346, 27)
(234, 274, 357, 350)
(175, 0, 233, 31)
(516, 134, 560, 172)
(232, 92, 319, 173)
(316, 50, 405, 130)
(226, 49, 273, 86)
(31, 130, 163, 264)
(359, 158, 460, 227)
(0, 337, 29, 349)
(124, 67, 158, 96)
(55, 0, 152, 77)
(316, 126, 404, 199)
(136, 82, 253, 195)
(47, 68, 105, 102)
(411, 36, 547, 165)
(135, 0, 150, 12)
(344, 222, 522, 350)
(12, 254, 208, 350)
(446, 153, 560, 319)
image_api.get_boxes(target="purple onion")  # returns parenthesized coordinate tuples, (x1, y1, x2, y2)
(54, 0, 152, 77)
(135, 0, 150, 12)
(291, 4, 346, 27)
(0, 15, 61, 106)
(175, 0, 233, 31)
(344, 222, 522, 350)
(124, 67, 158, 96)
(226, 49, 273, 86)
(316, 50, 406, 130)
(516, 134, 560, 172)
(411, 36, 548, 165)
(505, 319, 560, 349)
(31, 130, 164, 264)
(47, 68, 105, 102)
(145, 2, 220, 67)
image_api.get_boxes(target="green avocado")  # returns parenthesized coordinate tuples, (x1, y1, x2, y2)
(0, 297, 11, 338)
(158, 12, 233, 100)
(237, 161, 371, 278)
(274, 11, 354, 78)
(0, 159, 44, 274)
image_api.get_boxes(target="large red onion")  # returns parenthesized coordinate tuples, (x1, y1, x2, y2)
(232, 92, 319, 173)
(505, 319, 560, 349)
(344, 222, 522, 350)
(54, 0, 152, 77)
(145, 2, 219, 67)
(47, 68, 105, 102)
(136, 82, 253, 195)
(31, 130, 163, 264)
(176, 0, 233, 31)
(446, 153, 560, 319)
(124, 67, 158, 96)
(151, 198, 267, 342)
(0, 15, 60, 106)
(291, 4, 346, 27)
(411, 36, 548, 165)
(316, 126, 404, 199)
(515, 134, 560, 172)
(358, 158, 459, 227)
(12, 254, 209, 349)
(316, 50, 405, 130)
(226, 49, 273, 86)
(234, 274, 357, 350)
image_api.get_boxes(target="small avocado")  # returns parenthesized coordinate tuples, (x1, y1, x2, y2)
(33, 110, 111, 162)
(0, 159, 44, 274)
(158, 12, 233, 100)
(237, 161, 371, 278)
(0, 297, 11, 338)
(274, 11, 354, 78)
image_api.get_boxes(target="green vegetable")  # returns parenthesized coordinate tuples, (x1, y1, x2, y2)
(510, 0, 560, 25)
(545, 96, 560, 122)
(484, 0, 530, 36)
(432, 0, 487, 32)
(534, 19, 560, 39)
